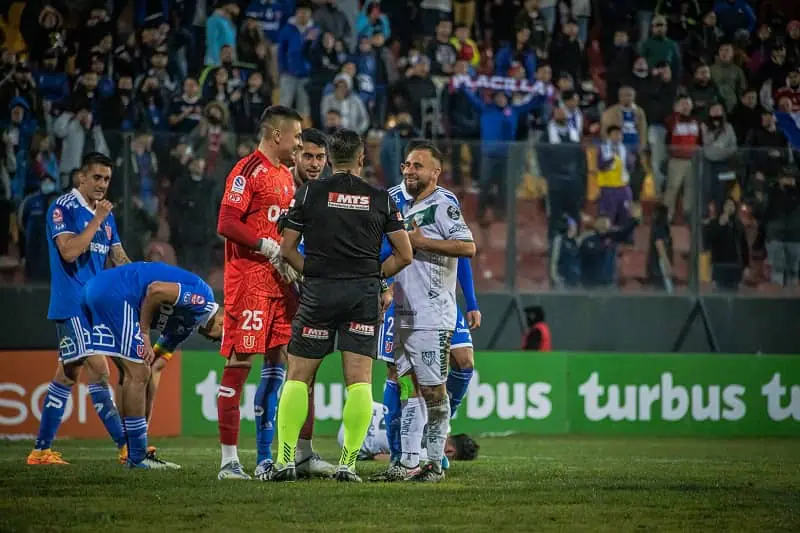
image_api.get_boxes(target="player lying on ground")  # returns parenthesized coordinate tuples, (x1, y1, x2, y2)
(215, 106, 333, 480)
(82, 261, 223, 469)
(28, 152, 132, 466)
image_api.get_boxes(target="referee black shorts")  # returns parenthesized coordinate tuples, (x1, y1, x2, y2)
(288, 277, 381, 359)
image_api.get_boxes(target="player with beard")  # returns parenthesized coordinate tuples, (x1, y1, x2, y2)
(292, 128, 329, 186)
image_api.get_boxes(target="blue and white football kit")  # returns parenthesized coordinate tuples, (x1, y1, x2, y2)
(83, 262, 219, 362)
(46, 189, 121, 362)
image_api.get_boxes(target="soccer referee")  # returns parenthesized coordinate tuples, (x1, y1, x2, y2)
(269, 129, 413, 482)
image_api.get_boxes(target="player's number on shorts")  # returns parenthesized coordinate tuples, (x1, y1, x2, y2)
(385, 316, 394, 337)
(241, 310, 264, 331)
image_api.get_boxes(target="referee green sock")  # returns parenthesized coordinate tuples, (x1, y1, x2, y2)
(276, 380, 308, 465)
(339, 382, 373, 469)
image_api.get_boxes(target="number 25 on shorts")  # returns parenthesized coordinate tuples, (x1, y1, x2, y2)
(241, 310, 264, 331)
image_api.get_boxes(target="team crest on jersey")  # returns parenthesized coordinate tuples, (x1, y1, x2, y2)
(384, 341, 393, 353)
(348, 322, 375, 336)
(243, 335, 255, 349)
(137, 345, 144, 356)
(447, 205, 461, 220)
(104, 224, 112, 240)
(302, 326, 329, 340)
(52, 208, 63, 224)
(327, 192, 370, 211)
(231, 175, 246, 194)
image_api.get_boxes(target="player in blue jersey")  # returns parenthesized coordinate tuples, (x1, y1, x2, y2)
(82, 262, 223, 469)
(372, 140, 481, 480)
(27, 153, 133, 466)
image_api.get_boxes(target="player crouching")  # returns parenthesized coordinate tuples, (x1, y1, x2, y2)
(83, 262, 223, 469)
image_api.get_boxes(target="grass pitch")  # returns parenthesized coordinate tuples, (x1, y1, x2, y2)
(1, 436, 798, 532)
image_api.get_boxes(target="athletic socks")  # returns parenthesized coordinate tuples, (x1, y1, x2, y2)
(382, 379, 402, 462)
(447, 368, 474, 418)
(88, 383, 126, 449)
(339, 383, 372, 469)
(34, 382, 71, 450)
(123, 417, 148, 465)
(276, 380, 309, 465)
(254, 362, 286, 464)
(299, 379, 316, 441)
(400, 397, 427, 469)
(217, 366, 249, 467)
(424, 395, 450, 465)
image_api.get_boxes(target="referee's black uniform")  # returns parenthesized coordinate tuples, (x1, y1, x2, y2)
(283, 171, 404, 358)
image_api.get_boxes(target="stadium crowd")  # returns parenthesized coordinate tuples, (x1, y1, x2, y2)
(1, 0, 800, 292)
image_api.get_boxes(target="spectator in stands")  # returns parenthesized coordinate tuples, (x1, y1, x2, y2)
(745, 109, 794, 188)
(757, 42, 791, 103)
(379, 112, 419, 188)
(20, 3, 67, 65)
(642, 62, 678, 197)
(189, 101, 237, 183)
(245, 0, 288, 45)
(562, 90, 583, 134)
(0, 97, 36, 202)
(305, 31, 346, 127)
(53, 100, 109, 185)
(579, 206, 640, 288)
(324, 108, 343, 133)
(320, 73, 369, 135)
(418, 0, 452, 37)
(169, 77, 206, 135)
(29, 133, 58, 187)
(687, 10, 723, 68)
(119, 194, 160, 263)
(665, 95, 702, 222)
(605, 29, 636, 105)
(549, 18, 585, 84)
(515, 0, 551, 60)
(596, 125, 633, 228)
(601, 86, 647, 206)
(370, 31, 398, 128)
(687, 63, 722, 119)
(238, 16, 270, 65)
(232, 71, 270, 135)
(639, 15, 682, 78)
(646, 203, 674, 291)
(395, 55, 437, 130)
(34, 50, 69, 109)
(130, 133, 159, 218)
(764, 165, 800, 287)
(278, 3, 316, 121)
(19, 174, 58, 282)
(495, 27, 537, 82)
(540, 105, 586, 242)
(169, 157, 217, 278)
(705, 196, 749, 291)
(426, 19, 458, 78)
(88, 53, 114, 100)
(788, 21, 800, 66)
(775, 67, 800, 111)
(702, 103, 739, 214)
(536, 0, 559, 36)
(712, 42, 748, 114)
(352, 36, 378, 121)
(521, 305, 552, 351)
(714, 0, 756, 40)
(549, 214, 581, 289)
(205, 65, 233, 104)
(0, 60, 42, 124)
(356, 1, 391, 40)
(135, 75, 167, 132)
(453, 0, 477, 30)
(206, 1, 240, 66)
(451, 24, 481, 68)
(0, 134, 13, 260)
(730, 88, 761, 142)
(443, 61, 481, 193)
(315, 0, 353, 51)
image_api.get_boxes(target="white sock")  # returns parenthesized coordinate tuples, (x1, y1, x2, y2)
(296, 438, 313, 461)
(400, 397, 426, 469)
(424, 395, 449, 465)
(221, 444, 239, 468)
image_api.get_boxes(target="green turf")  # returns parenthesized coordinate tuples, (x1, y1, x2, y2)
(1, 436, 799, 532)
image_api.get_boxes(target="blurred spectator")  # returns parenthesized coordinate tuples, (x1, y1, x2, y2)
(744, 109, 793, 188)
(2, 98, 36, 201)
(537, 0, 559, 36)
(169, 157, 217, 277)
(549, 18, 585, 84)
(549, 214, 581, 289)
(775, 67, 800, 110)
(0, 60, 42, 123)
(601, 86, 647, 205)
(20, 3, 68, 65)
(113, 33, 141, 80)
(169, 77, 206, 134)
(687, 63, 722, 119)
(130, 133, 159, 217)
(568, 0, 592, 46)
(314, 0, 352, 51)
(245, 0, 289, 44)
(540, 105, 586, 242)
(702, 103, 739, 214)
(451, 24, 480, 68)
(764, 166, 800, 287)
(204, 66, 234, 104)
(136, 49, 179, 101)
(88, 53, 115, 100)
(579, 208, 640, 288)
(232, 71, 270, 134)
(705, 196, 749, 291)
(238, 16, 270, 65)
(53, 102, 109, 185)
(394, 55, 437, 130)
(757, 42, 791, 99)
(714, 0, 756, 40)
(711, 42, 747, 114)
(521, 305, 552, 351)
(321, 73, 369, 135)
(426, 20, 458, 78)
(596, 125, 633, 228)
(664, 95, 702, 222)
(443, 61, 480, 192)
(370, 31, 398, 128)
(730, 87, 761, 142)
(516, 0, 551, 61)
(324, 108, 343, 133)
(188, 101, 237, 182)
(119, 195, 160, 263)
(495, 27, 537, 82)
(642, 62, 678, 197)
(646, 203, 674, 291)
(206, 1, 240, 66)
(453, 0, 477, 31)
(278, 3, 316, 120)
(356, 1, 391, 40)
(379, 112, 419, 188)
(788, 20, 800, 66)
(29, 132, 58, 187)
(34, 50, 69, 109)
(305, 31, 346, 127)
(135, 75, 168, 132)
(639, 15, 682, 78)
(605, 29, 636, 105)
(18, 174, 58, 282)
(418, 0, 452, 37)
(635, 0, 657, 46)
(687, 11, 723, 68)
(352, 36, 378, 119)
(0, 134, 15, 258)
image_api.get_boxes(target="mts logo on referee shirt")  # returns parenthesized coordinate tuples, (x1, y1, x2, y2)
(327, 192, 370, 211)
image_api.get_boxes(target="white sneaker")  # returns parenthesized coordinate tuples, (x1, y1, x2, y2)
(296, 452, 336, 478)
(253, 459, 274, 479)
(218, 460, 252, 480)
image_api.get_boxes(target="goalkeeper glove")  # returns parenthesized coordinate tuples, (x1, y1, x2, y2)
(256, 237, 280, 260)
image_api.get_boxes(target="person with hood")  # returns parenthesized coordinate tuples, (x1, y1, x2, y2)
(687, 63, 723, 119)
(0, 60, 42, 124)
(0, 97, 37, 203)
(521, 306, 552, 351)
(702, 103, 739, 215)
(305, 31, 346, 127)
(356, 1, 391, 40)
(713, 0, 756, 40)
(278, 2, 316, 119)
(639, 15, 682, 78)
(379, 112, 419, 187)
(320, 73, 369, 135)
(711, 42, 747, 114)
(206, 1, 240, 66)
(314, 0, 352, 51)
(549, 214, 581, 289)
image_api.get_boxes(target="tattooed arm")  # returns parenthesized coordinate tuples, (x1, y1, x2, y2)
(109, 244, 132, 266)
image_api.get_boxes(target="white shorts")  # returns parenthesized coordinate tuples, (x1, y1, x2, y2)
(394, 329, 453, 386)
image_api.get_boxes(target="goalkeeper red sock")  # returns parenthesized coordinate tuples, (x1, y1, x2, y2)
(217, 366, 249, 447)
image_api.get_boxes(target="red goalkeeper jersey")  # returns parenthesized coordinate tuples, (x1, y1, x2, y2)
(219, 149, 296, 300)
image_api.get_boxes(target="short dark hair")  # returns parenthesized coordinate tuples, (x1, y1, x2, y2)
(301, 128, 328, 151)
(450, 434, 479, 461)
(81, 152, 113, 170)
(328, 129, 364, 166)
(606, 124, 622, 135)
(260, 105, 303, 129)
(562, 89, 578, 101)
(405, 139, 443, 167)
